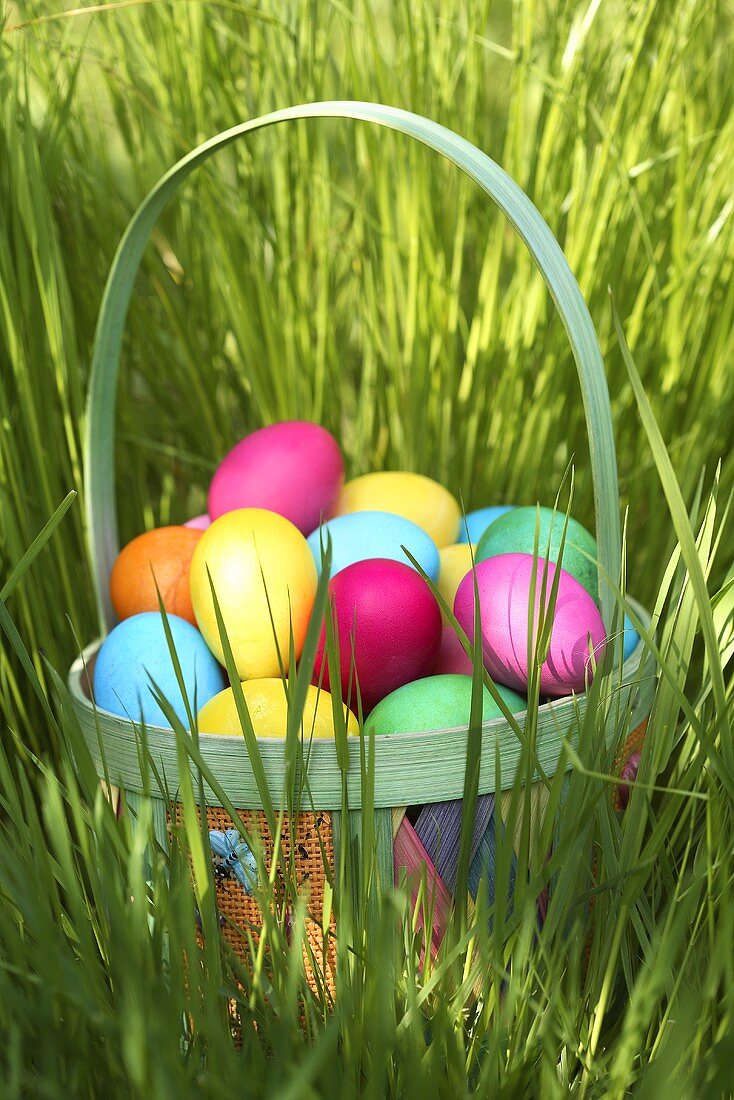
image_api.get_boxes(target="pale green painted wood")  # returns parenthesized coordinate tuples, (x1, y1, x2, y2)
(84, 101, 621, 635)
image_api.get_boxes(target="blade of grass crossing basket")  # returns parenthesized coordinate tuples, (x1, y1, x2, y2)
(401, 546, 529, 744)
(357, 687, 391, 929)
(513, 490, 572, 894)
(596, 568, 708, 749)
(248, 561, 290, 901)
(394, 818, 452, 962)
(321, 587, 356, 922)
(309, 533, 352, 782)
(58, 616, 122, 805)
(414, 796, 494, 892)
(487, 739, 513, 943)
(148, 710, 268, 894)
(153, 585, 198, 734)
(85, 101, 620, 637)
(151, 591, 220, 918)
(42, 660, 113, 805)
(284, 535, 334, 805)
(282, 545, 339, 899)
(612, 298, 732, 777)
(454, 563, 486, 931)
(147, 685, 226, 992)
(205, 568, 277, 835)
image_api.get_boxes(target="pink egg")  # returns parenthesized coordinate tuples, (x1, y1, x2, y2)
(184, 513, 211, 530)
(453, 553, 606, 697)
(208, 421, 344, 534)
(433, 626, 474, 676)
(313, 559, 442, 713)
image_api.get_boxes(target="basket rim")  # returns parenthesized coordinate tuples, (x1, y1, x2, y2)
(67, 597, 656, 810)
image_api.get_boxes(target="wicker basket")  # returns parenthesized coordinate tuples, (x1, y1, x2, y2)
(68, 102, 655, 985)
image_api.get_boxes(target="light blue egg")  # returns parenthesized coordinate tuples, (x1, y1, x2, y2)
(307, 510, 440, 580)
(622, 613, 640, 661)
(458, 506, 513, 544)
(93, 612, 225, 728)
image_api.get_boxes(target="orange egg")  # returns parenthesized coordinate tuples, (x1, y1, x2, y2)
(110, 526, 203, 625)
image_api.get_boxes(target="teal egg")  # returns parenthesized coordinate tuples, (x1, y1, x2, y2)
(307, 510, 440, 580)
(93, 612, 225, 728)
(476, 506, 598, 600)
(364, 674, 525, 736)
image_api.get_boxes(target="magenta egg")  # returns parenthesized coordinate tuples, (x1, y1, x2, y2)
(432, 626, 474, 676)
(453, 553, 606, 696)
(184, 513, 211, 530)
(313, 558, 442, 713)
(208, 421, 344, 534)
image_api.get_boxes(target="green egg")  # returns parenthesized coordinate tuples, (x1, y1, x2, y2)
(475, 505, 598, 600)
(364, 674, 525, 736)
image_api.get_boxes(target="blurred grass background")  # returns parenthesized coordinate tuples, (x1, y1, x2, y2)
(1, 0, 733, 1095)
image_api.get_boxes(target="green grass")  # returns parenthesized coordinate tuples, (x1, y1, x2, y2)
(0, 0, 733, 1094)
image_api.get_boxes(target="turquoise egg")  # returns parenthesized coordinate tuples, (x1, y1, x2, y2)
(93, 612, 225, 728)
(476, 506, 598, 600)
(364, 674, 525, 736)
(623, 613, 639, 661)
(307, 510, 440, 580)
(458, 506, 513, 545)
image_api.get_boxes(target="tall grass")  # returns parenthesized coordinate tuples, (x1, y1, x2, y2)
(1, 0, 733, 1094)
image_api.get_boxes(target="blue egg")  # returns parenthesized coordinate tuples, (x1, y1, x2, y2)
(458, 506, 513, 544)
(93, 612, 225, 728)
(622, 613, 640, 661)
(307, 510, 440, 580)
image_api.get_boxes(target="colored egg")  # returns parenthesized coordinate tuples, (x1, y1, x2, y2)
(184, 513, 211, 530)
(334, 472, 460, 548)
(457, 506, 513, 544)
(437, 543, 476, 619)
(93, 612, 225, 727)
(189, 509, 317, 679)
(198, 679, 358, 737)
(307, 511, 440, 580)
(110, 526, 203, 625)
(365, 675, 525, 736)
(312, 559, 442, 714)
(623, 613, 640, 661)
(453, 554, 606, 697)
(433, 626, 473, 676)
(208, 421, 344, 534)
(476, 506, 599, 601)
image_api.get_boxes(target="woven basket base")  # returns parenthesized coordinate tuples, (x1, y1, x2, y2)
(171, 804, 337, 1002)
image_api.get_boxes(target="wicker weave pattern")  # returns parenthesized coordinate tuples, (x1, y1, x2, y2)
(171, 804, 337, 997)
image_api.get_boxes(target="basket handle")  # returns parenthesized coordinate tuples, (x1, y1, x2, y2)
(85, 101, 620, 634)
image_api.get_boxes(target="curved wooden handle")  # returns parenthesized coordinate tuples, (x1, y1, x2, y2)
(84, 101, 620, 633)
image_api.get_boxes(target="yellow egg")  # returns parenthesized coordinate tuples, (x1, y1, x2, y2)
(334, 472, 460, 548)
(189, 509, 317, 679)
(437, 543, 476, 620)
(197, 679, 359, 737)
